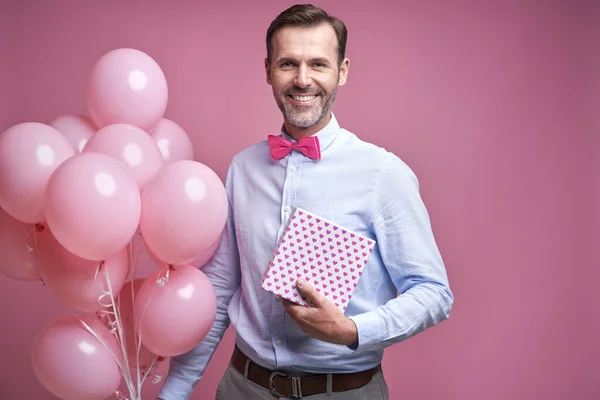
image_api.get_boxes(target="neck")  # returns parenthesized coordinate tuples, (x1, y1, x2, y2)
(284, 113, 331, 141)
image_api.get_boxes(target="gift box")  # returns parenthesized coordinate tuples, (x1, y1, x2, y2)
(260, 207, 376, 311)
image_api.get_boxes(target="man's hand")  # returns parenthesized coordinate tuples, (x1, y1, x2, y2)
(282, 278, 358, 346)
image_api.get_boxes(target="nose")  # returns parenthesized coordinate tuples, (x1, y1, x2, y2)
(293, 64, 312, 88)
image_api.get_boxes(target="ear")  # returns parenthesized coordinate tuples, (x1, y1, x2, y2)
(265, 58, 272, 85)
(338, 57, 350, 86)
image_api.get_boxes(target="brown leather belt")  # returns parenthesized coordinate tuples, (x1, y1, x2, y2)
(230, 345, 381, 398)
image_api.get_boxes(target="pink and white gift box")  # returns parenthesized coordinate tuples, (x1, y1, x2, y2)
(260, 207, 376, 311)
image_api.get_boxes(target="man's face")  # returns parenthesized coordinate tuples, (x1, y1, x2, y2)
(266, 24, 349, 130)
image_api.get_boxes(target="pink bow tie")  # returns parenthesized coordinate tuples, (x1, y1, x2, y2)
(268, 135, 321, 160)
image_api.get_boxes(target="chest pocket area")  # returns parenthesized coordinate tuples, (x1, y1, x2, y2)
(234, 207, 281, 275)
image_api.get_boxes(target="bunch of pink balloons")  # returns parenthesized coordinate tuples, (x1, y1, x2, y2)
(0, 48, 224, 400)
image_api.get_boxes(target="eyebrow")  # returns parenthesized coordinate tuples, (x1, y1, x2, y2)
(276, 57, 333, 66)
(309, 57, 332, 65)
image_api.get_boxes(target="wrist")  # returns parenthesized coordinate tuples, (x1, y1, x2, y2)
(340, 317, 358, 346)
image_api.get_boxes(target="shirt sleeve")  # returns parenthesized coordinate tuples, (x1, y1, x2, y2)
(348, 155, 454, 353)
(158, 163, 242, 400)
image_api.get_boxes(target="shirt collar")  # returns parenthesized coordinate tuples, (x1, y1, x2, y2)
(280, 112, 340, 154)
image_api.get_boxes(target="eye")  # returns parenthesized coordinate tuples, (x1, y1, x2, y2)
(311, 61, 330, 68)
(280, 61, 295, 68)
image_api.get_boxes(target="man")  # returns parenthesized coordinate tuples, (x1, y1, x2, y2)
(158, 4, 453, 399)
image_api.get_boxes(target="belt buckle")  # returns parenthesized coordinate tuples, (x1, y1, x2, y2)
(269, 371, 303, 398)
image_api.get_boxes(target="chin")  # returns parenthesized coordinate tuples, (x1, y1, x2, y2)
(288, 107, 324, 125)
(287, 114, 321, 129)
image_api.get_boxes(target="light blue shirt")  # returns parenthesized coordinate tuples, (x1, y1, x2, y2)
(159, 114, 453, 399)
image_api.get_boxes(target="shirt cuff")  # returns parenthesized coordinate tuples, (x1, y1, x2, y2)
(348, 312, 385, 353)
(157, 375, 195, 400)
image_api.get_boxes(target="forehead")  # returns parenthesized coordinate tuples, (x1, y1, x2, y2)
(271, 24, 338, 61)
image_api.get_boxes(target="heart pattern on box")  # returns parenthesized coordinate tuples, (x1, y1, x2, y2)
(260, 208, 376, 311)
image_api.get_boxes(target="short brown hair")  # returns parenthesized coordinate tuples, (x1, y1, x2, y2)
(266, 4, 347, 65)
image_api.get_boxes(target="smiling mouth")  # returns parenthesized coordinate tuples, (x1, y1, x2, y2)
(288, 94, 318, 102)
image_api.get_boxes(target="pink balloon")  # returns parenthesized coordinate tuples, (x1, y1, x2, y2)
(0, 207, 43, 281)
(149, 118, 194, 164)
(140, 160, 227, 266)
(86, 48, 168, 132)
(189, 234, 221, 268)
(32, 314, 123, 400)
(38, 231, 129, 313)
(83, 124, 164, 189)
(118, 279, 158, 368)
(145, 233, 222, 270)
(133, 265, 216, 357)
(44, 152, 141, 261)
(0, 122, 74, 223)
(49, 114, 97, 153)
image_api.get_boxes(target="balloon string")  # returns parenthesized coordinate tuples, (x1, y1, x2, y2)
(134, 264, 171, 390)
(92, 262, 140, 399)
(89, 237, 156, 399)
(23, 224, 41, 259)
(156, 264, 175, 287)
(23, 224, 44, 284)
(128, 236, 145, 394)
(141, 355, 165, 386)
(79, 317, 135, 398)
(104, 264, 139, 400)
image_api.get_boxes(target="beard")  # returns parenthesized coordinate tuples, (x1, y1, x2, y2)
(275, 85, 339, 129)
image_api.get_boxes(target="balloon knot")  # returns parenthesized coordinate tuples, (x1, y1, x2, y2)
(114, 389, 129, 400)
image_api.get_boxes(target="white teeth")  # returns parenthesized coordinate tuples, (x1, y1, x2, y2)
(292, 95, 316, 102)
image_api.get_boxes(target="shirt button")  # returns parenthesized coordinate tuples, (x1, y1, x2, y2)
(284, 206, 291, 213)
(276, 340, 283, 346)
(289, 166, 296, 173)
(276, 296, 281, 302)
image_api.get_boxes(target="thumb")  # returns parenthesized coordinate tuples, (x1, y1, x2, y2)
(296, 278, 323, 307)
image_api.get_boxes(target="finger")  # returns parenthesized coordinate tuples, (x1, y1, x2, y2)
(281, 297, 300, 312)
(282, 299, 309, 320)
(296, 278, 324, 307)
(281, 297, 296, 308)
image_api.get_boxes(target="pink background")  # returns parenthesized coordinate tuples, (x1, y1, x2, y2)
(1, 1, 598, 399)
